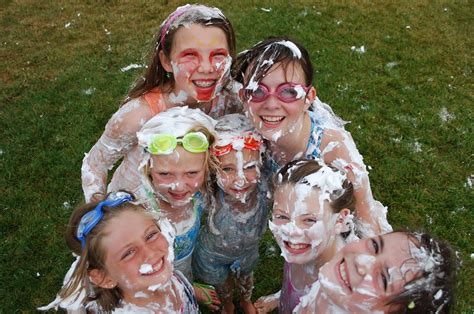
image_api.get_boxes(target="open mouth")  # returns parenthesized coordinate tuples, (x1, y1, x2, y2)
(338, 258, 352, 291)
(140, 257, 165, 276)
(231, 186, 250, 194)
(193, 79, 216, 89)
(168, 191, 188, 201)
(261, 115, 285, 127)
(284, 241, 311, 254)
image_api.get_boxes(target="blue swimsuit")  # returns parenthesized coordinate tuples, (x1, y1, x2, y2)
(267, 110, 324, 174)
(192, 182, 269, 285)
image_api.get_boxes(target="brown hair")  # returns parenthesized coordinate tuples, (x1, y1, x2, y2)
(127, 5, 236, 100)
(385, 231, 458, 314)
(274, 159, 355, 213)
(233, 36, 314, 91)
(59, 193, 153, 311)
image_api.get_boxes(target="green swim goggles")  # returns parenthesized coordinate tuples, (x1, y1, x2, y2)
(148, 132, 209, 155)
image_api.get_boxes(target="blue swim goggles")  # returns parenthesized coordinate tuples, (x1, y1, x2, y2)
(76, 191, 134, 248)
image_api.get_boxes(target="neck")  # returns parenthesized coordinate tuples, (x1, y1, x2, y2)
(270, 112, 311, 164)
(221, 188, 258, 211)
(316, 234, 339, 270)
(159, 199, 193, 221)
(122, 280, 181, 312)
(165, 86, 213, 114)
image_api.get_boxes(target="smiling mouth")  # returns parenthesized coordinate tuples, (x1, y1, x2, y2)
(168, 191, 188, 200)
(339, 258, 352, 291)
(193, 80, 216, 89)
(142, 257, 165, 276)
(261, 116, 285, 125)
(284, 241, 311, 253)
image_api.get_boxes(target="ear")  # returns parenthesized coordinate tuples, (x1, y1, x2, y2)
(159, 50, 173, 73)
(88, 269, 117, 289)
(304, 86, 316, 110)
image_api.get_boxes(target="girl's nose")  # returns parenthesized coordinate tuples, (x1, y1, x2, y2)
(262, 93, 281, 110)
(198, 58, 214, 73)
(171, 181, 184, 191)
(234, 176, 246, 188)
(354, 254, 376, 277)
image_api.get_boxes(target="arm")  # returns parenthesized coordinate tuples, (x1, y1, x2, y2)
(81, 98, 153, 202)
(320, 128, 392, 235)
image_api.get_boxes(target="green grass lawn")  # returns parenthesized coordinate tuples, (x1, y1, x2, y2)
(1, 1, 472, 312)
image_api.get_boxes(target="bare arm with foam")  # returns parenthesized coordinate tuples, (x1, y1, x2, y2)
(254, 290, 280, 313)
(81, 98, 153, 202)
(320, 128, 392, 235)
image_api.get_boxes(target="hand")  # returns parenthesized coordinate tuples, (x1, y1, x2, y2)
(254, 292, 279, 314)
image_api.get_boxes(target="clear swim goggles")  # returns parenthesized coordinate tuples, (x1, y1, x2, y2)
(148, 132, 209, 155)
(76, 191, 134, 248)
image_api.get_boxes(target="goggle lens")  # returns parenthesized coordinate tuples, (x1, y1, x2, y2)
(246, 83, 308, 103)
(148, 132, 209, 155)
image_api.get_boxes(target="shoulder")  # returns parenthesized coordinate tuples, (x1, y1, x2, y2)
(108, 97, 154, 134)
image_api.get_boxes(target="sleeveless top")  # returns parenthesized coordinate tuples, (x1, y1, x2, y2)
(173, 192, 204, 261)
(267, 110, 324, 174)
(279, 262, 308, 314)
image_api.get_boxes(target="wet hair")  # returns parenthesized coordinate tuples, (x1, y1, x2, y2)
(233, 36, 314, 90)
(385, 231, 458, 314)
(59, 192, 156, 312)
(274, 159, 355, 213)
(144, 125, 219, 203)
(128, 4, 236, 99)
(207, 114, 263, 234)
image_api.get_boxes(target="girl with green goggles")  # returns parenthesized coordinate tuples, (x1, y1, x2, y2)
(136, 107, 222, 310)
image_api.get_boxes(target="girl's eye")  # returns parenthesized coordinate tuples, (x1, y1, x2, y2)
(371, 238, 379, 254)
(121, 249, 135, 261)
(158, 172, 169, 177)
(222, 167, 234, 173)
(381, 273, 388, 291)
(274, 214, 289, 220)
(187, 171, 198, 177)
(244, 164, 257, 170)
(280, 87, 299, 99)
(304, 218, 318, 224)
(146, 231, 159, 241)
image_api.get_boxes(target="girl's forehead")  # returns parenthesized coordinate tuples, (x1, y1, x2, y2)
(275, 184, 324, 215)
(218, 149, 259, 163)
(151, 147, 206, 168)
(172, 24, 229, 50)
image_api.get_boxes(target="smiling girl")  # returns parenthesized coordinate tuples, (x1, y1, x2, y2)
(192, 114, 269, 313)
(254, 159, 358, 313)
(137, 106, 221, 309)
(235, 37, 391, 236)
(41, 191, 199, 313)
(295, 231, 457, 313)
(82, 4, 241, 205)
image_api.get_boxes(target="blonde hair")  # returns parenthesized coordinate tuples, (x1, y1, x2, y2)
(142, 125, 219, 209)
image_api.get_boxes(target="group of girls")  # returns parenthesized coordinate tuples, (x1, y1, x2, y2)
(43, 4, 456, 314)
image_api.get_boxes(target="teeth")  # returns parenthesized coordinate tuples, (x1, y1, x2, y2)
(287, 242, 309, 250)
(154, 258, 163, 272)
(261, 116, 284, 123)
(339, 260, 350, 288)
(194, 80, 215, 88)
